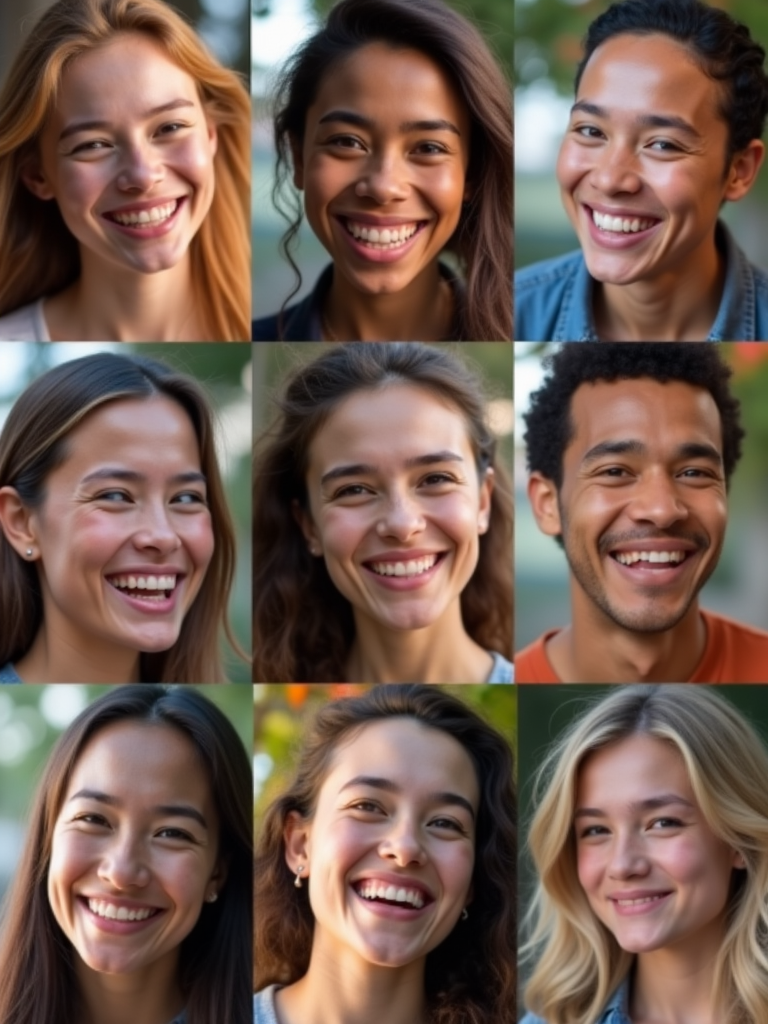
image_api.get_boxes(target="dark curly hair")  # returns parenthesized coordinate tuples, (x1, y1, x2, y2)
(270, 0, 512, 341)
(524, 342, 744, 489)
(575, 0, 768, 164)
(254, 684, 516, 1024)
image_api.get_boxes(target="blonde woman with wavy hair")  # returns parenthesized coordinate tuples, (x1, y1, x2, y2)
(0, 0, 249, 341)
(521, 685, 768, 1024)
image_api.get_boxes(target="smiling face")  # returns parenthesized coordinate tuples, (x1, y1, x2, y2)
(286, 717, 478, 968)
(29, 395, 214, 661)
(48, 720, 223, 978)
(575, 733, 741, 957)
(300, 383, 492, 634)
(25, 32, 217, 276)
(557, 32, 759, 286)
(532, 377, 727, 634)
(294, 42, 470, 296)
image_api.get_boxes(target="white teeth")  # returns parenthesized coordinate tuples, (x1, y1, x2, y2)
(345, 220, 419, 248)
(108, 574, 177, 595)
(369, 554, 439, 577)
(592, 210, 655, 234)
(111, 200, 178, 227)
(87, 898, 156, 921)
(616, 895, 665, 906)
(614, 551, 686, 565)
(355, 882, 425, 908)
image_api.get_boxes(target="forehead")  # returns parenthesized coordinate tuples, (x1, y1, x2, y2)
(307, 42, 469, 133)
(565, 377, 722, 462)
(319, 717, 479, 808)
(307, 383, 474, 473)
(578, 32, 726, 134)
(577, 732, 691, 805)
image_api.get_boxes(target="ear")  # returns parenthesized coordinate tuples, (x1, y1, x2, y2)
(20, 156, 56, 202)
(732, 849, 746, 870)
(527, 472, 563, 538)
(207, 115, 218, 158)
(292, 498, 322, 556)
(477, 467, 494, 535)
(723, 139, 764, 202)
(0, 487, 39, 557)
(283, 809, 311, 876)
(290, 133, 305, 191)
(206, 855, 229, 901)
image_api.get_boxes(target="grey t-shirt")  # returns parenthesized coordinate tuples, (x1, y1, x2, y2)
(0, 299, 50, 341)
(253, 986, 280, 1024)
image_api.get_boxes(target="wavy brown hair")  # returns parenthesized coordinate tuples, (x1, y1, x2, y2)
(252, 342, 513, 682)
(0, 352, 239, 682)
(271, 0, 512, 340)
(0, 0, 250, 340)
(254, 684, 516, 1024)
(0, 685, 252, 1024)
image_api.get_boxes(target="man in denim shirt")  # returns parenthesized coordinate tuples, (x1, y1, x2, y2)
(515, 0, 768, 342)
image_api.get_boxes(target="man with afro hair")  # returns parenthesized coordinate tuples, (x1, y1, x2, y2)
(518, 342, 768, 682)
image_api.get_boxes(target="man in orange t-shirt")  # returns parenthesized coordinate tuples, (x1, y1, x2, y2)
(516, 343, 768, 683)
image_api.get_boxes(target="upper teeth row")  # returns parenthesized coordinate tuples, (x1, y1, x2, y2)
(370, 555, 438, 577)
(88, 899, 155, 921)
(615, 551, 686, 565)
(112, 200, 177, 226)
(357, 883, 425, 908)
(616, 895, 664, 906)
(347, 221, 418, 244)
(593, 210, 655, 234)
(109, 574, 177, 590)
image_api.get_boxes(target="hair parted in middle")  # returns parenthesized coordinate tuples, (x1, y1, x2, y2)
(252, 342, 513, 682)
(254, 683, 516, 1024)
(522, 684, 768, 1024)
(523, 342, 745, 490)
(271, 0, 513, 341)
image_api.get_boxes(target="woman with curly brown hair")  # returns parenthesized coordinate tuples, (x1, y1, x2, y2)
(252, 342, 513, 682)
(254, 684, 516, 1024)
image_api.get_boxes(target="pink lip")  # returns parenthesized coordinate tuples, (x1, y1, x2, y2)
(102, 197, 186, 239)
(79, 896, 165, 934)
(582, 204, 661, 250)
(105, 575, 185, 616)
(335, 217, 428, 264)
(608, 890, 673, 916)
(362, 552, 446, 591)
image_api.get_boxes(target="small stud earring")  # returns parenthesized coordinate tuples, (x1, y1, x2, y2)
(294, 865, 305, 888)
(207, 891, 218, 903)
(461, 907, 469, 921)
(26, 548, 33, 558)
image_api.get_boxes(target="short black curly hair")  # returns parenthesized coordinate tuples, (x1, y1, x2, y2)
(524, 343, 744, 490)
(574, 0, 768, 164)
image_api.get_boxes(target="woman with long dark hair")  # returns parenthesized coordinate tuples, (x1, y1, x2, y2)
(252, 0, 512, 341)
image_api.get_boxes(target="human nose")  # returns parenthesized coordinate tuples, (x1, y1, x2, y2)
(606, 831, 650, 879)
(628, 470, 688, 529)
(591, 139, 642, 195)
(378, 815, 427, 867)
(97, 832, 151, 890)
(354, 152, 410, 204)
(116, 139, 164, 193)
(376, 490, 426, 541)
(132, 502, 182, 554)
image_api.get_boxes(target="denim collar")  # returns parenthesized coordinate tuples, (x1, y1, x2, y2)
(597, 979, 630, 1024)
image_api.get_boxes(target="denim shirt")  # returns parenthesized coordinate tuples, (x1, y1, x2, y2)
(514, 222, 768, 341)
(0, 663, 21, 684)
(519, 979, 629, 1024)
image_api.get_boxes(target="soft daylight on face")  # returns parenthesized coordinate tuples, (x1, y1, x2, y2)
(30, 395, 214, 660)
(575, 733, 741, 957)
(296, 42, 470, 297)
(301, 383, 492, 634)
(556, 377, 727, 634)
(28, 32, 217, 277)
(556, 32, 736, 287)
(290, 717, 478, 969)
(48, 720, 222, 978)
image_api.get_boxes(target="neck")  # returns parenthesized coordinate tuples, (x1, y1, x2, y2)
(75, 952, 183, 1024)
(548, 593, 707, 682)
(16, 624, 141, 684)
(346, 600, 492, 683)
(45, 252, 205, 341)
(595, 233, 724, 341)
(277, 938, 428, 1024)
(323, 262, 453, 341)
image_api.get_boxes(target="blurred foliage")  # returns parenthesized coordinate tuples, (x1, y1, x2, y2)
(254, 684, 516, 831)
(725, 343, 768, 500)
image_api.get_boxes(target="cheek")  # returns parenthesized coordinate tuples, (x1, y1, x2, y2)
(318, 507, 369, 559)
(576, 846, 603, 895)
(556, 141, 586, 195)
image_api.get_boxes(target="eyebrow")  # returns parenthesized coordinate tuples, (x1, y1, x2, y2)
(574, 794, 696, 819)
(580, 439, 722, 467)
(80, 468, 208, 486)
(339, 774, 476, 820)
(318, 109, 461, 136)
(59, 99, 196, 141)
(570, 100, 702, 141)
(320, 450, 464, 488)
(67, 788, 209, 829)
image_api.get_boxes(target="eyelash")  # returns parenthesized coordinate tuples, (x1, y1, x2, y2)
(333, 472, 457, 499)
(71, 122, 190, 154)
(348, 801, 466, 833)
(325, 136, 448, 157)
(94, 490, 206, 505)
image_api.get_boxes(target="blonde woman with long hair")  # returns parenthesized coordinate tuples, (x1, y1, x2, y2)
(0, 0, 249, 341)
(520, 685, 768, 1024)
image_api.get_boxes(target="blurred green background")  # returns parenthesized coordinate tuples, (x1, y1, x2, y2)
(514, 0, 768, 271)
(0, 342, 252, 682)
(0, 683, 252, 903)
(514, 342, 768, 649)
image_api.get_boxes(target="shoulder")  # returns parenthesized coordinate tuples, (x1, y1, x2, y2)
(713, 222, 768, 340)
(514, 251, 589, 341)
(693, 610, 768, 683)
(0, 299, 49, 341)
(253, 985, 281, 1024)
(515, 630, 562, 683)
(252, 267, 333, 341)
(486, 650, 514, 683)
